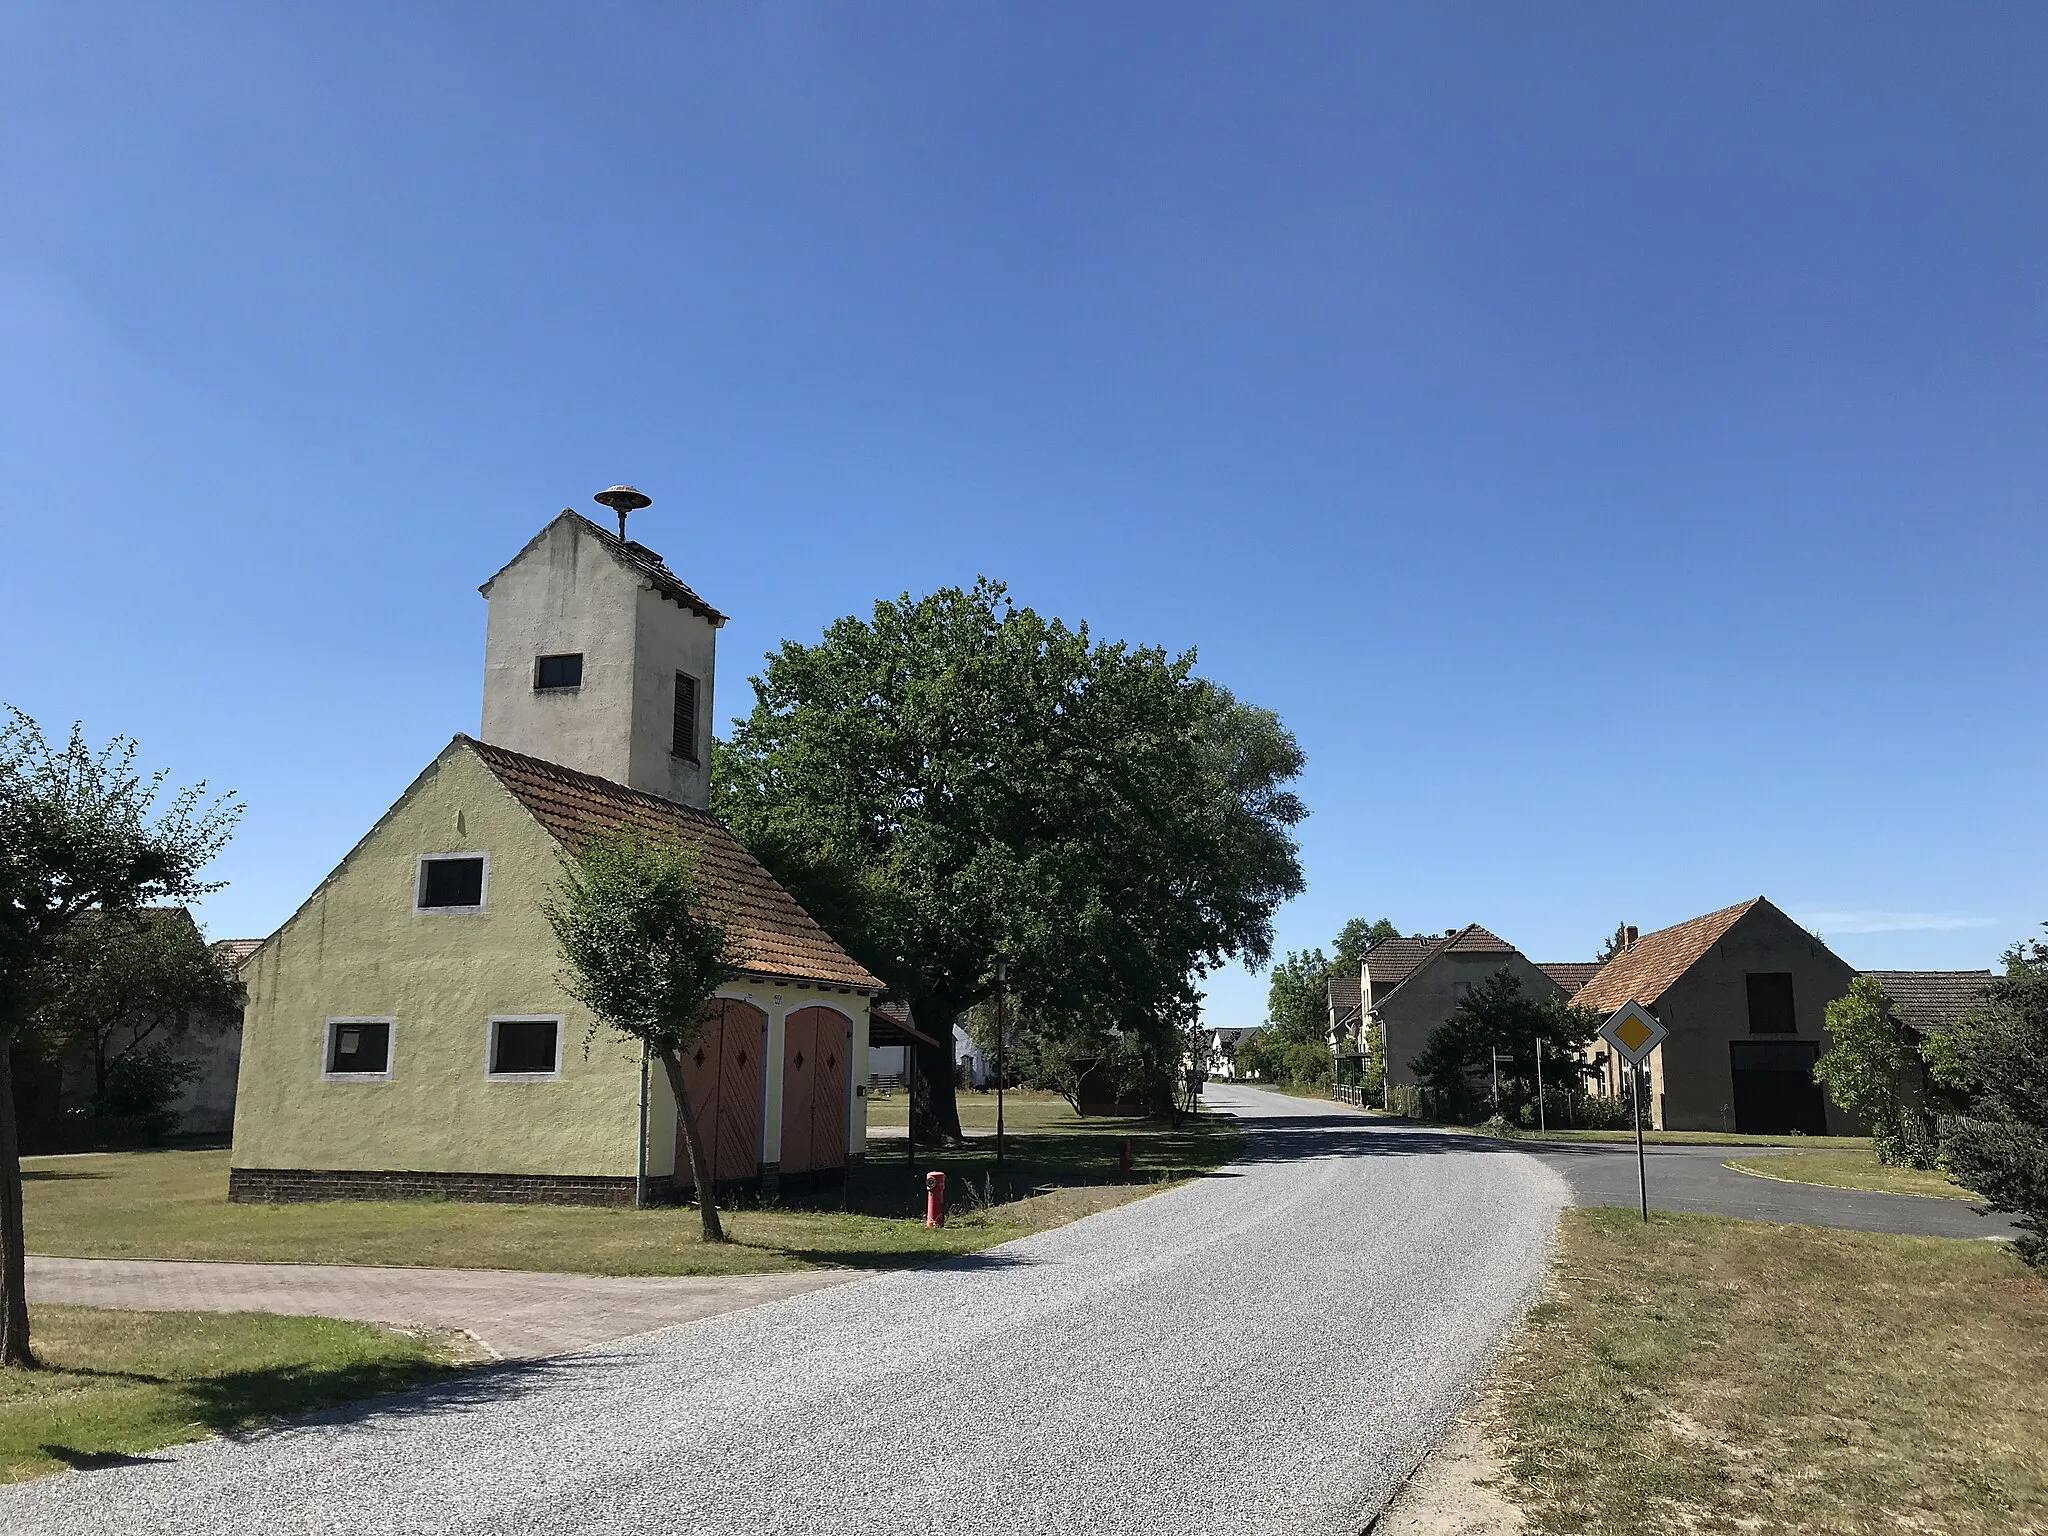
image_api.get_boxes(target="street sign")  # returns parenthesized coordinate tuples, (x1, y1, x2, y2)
(1598, 999, 1666, 1223)
(1600, 1000, 1666, 1067)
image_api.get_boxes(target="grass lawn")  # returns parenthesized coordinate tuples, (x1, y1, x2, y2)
(863, 1086, 1085, 1132)
(2, 1305, 468, 1484)
(1725, 1147, 1979, 1200)
(25, 1108, 1240, 1276)
(1488, 1207, 2048, 1535)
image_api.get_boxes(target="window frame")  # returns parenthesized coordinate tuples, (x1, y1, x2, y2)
(533, 652, 585, 692)
(414, 852, 489, 915)
(485, 1014, 564, 1082)
(321, 1017, 395, 1081)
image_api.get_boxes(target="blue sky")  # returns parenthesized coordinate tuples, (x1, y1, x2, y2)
(3, 3, 2043, 1025)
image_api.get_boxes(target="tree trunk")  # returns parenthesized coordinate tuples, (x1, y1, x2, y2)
(909, 990, 968, 1145)
(0, 1036, 40, 1368)
(657, 1049, 726, 1243)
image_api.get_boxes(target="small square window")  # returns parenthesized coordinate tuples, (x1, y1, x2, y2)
(489, 1018, 560, 1078)
(1746, 973, 1798, 1034)
(417, 855, 486, 911)
(325, 1019, 391, 1077)
(534, 653, 583, 691)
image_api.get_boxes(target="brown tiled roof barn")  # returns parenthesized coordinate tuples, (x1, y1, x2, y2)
(1571, 898, 1762, 1015)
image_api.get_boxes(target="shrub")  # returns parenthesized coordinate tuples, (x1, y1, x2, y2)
(1815, 976, 1936, 1167)
(1925, 931, 2048, 1265)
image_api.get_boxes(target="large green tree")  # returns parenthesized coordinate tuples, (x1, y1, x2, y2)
(1331, 918, 1401, 973)
(0, 710, 238, 1367)
(29, 907, 244, 1141)
(715, 579, 1306, 1141)
(543, 827, 740, 1241)
(1924, 929, 2048, 1265)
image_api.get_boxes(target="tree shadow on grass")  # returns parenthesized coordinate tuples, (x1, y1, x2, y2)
(32, 1353, 581, 1478)
(21, 1168, 110, 1182)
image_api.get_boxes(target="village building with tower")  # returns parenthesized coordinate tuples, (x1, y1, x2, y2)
(229, 493, 884, 1204)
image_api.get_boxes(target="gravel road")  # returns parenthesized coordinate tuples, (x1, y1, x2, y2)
(5, 1084, 1567, 1536)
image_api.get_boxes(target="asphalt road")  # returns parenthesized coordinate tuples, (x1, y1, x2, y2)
(5, 1084, 1567, 1536)
(1521, 1138, 2016, 1239)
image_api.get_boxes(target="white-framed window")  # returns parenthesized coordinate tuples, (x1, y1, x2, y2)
(415, 851, 489, 914)
(486, 1015, 562, 1081)
(322, 1017, 395, 1080)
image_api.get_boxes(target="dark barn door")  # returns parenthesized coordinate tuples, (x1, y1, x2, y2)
(1729, 1041, 1827, 1135)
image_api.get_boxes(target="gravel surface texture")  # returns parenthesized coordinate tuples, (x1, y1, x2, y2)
(5, 1084, 1567, 1536)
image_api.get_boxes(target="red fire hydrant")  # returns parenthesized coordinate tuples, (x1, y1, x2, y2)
(924, 1170, 946, 1228)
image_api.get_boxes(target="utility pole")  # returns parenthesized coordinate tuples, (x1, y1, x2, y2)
(993, 954, 1009, 1169)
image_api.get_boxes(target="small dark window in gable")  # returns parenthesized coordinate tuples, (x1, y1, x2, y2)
(419, 856, 485, 910)
(492, 1019, 559, 1076)
(534, 653, 584, 691)
(1746, 972, 1798, 1034)
(672, 672, 699, 762)
(329, 1021, 390, 1075)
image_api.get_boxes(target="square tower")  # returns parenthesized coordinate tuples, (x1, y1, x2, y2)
(478, 510, 726, 808)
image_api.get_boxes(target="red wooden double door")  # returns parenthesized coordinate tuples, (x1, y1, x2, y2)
(675, 1001, 852, 1188)
(779, 1005, 852, 1176)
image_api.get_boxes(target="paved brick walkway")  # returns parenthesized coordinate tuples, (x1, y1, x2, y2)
(27, 1256, 857, 1359)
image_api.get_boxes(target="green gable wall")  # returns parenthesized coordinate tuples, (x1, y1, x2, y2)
(230, 743, 642, 1179)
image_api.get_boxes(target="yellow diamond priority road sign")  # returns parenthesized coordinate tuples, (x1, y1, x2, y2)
(1600, 1000, 1667, 1066)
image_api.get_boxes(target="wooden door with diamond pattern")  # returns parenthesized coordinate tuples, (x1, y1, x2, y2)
(780, 1006, 852, 1175)
(674, 999, 767, 1192)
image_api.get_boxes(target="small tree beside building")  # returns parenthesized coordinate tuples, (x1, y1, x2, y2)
(1813, 976, 1937, 1168)
(544, 827, 740, 1241)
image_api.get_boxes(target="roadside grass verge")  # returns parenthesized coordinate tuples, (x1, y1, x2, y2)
(1516, 1128, 1873, 1148)
(863, 1087, 1083, 1132)
(25, 1110, 1240, 1276)
(1489, 1207, 2048, 1535)
(1726, 1147, 1979, 1201)
(2, 1305, 469, 1484)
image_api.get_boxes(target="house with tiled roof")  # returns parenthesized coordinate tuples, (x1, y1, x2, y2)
(1864, 970, 1994, 1037)
(230, 502, 883, 1205)
(1361, 925, 1569, 1096)
(1571, 897, 1858, 1134)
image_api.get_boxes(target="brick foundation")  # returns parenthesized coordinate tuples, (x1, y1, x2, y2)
(228, 1166, 641, 1207)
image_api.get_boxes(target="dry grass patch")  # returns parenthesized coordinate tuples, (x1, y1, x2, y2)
(1725, 1148, 1978, 1201)
(1489, 1207, 2048, 1535)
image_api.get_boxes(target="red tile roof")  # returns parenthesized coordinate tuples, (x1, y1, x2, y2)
(465, 737, 881, 992)
(212, 938, 266, 970)
(1571, 898, 1762, 1015)
(1537, 962, 1602, 998)
(1360, 936, 1443, 991)
(1363, 925, 1522, 1014)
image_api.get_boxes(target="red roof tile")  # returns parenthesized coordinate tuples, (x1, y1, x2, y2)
(1537, 962, 1602, 998)
(465, 737, 881, 992)
(1571, 899, 1762, 1015)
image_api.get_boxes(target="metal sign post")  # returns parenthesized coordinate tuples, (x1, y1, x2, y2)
(1534, 1039, 1545, 1136)
(1598, 1000, 1668, 1223)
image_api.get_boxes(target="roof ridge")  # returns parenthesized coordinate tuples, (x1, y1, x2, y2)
(461, 734, 722, 823)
